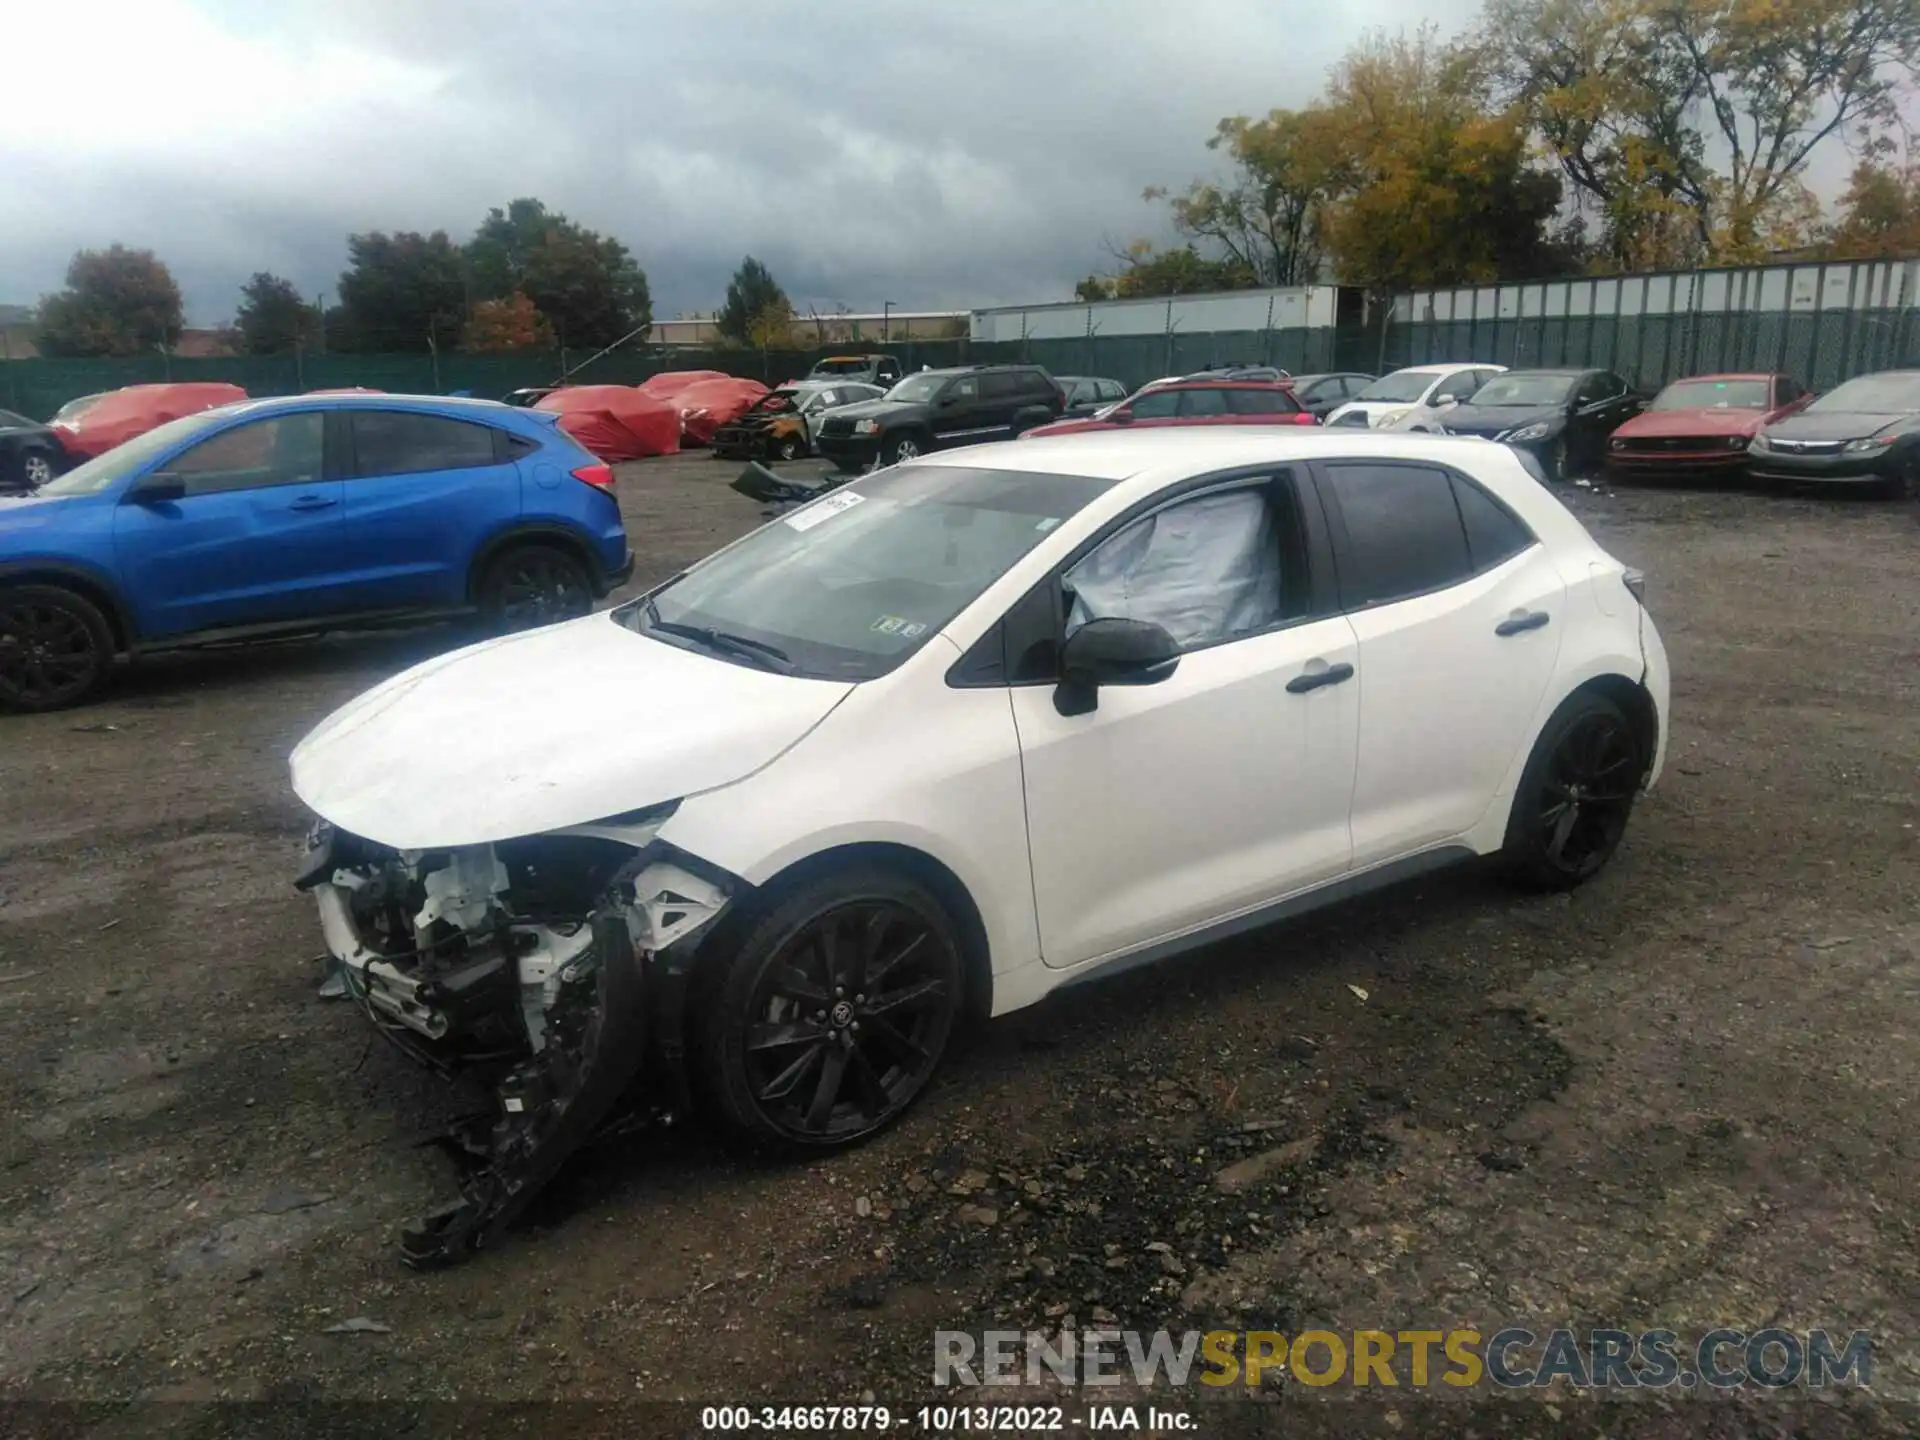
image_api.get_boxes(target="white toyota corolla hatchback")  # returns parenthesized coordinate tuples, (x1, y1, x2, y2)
(291, 427, 1668, 1266)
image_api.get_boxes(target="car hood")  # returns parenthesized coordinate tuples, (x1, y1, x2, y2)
(1761, 411, 1912, 441)
(290, 612, 857, 850)
(0, 492, 82, 525)
(1444, 404, 1564, 435)
(1615, 408, 1765, 439)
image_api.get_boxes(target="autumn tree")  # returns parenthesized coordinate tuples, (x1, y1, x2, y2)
(35, 245, 184, 357)
(1824, 158, 1920, 259)
(746, 297, 800, 350)
(1485, 0, 1920, 266)
(462, 293, 557, 353)
(465, 198, 650, 349)
(1313, 28, 1578, 288)
(334, 231, 467, 353)
(234, 272, 317, 354)
(716, 257, 789, 346)
(1147, 110, 1337, 286)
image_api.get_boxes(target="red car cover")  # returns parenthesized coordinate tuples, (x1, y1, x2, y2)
(673, 377, 770, 445)
(50, 382, 249, 460)
(637, 369, 732, 400)
(534, 385, 680, 461)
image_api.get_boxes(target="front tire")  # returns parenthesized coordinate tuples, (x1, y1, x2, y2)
(1499, 690, 1644, 891)
(881, 432, 923, 466)
(773, 433, 804, 462)
(0, 584, 115, 713)
(695, 867, 965, 1151)
(18, 447, 59, 490)
(476, 544, 594, 633)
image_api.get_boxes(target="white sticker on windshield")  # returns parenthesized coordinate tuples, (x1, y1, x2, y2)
(784, 490, 866, 531)
(1036, 516, 1062, 531)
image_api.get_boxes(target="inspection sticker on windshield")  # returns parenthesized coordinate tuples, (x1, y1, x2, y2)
(785, 490, 866, 532)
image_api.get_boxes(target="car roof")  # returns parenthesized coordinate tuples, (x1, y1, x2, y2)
(1389, 363, 1492, 375)
(1495, 367, 1593, 377)
(1667, 372, 1775, 383)
(918, 426, 1525, 487)
(1152, 377, 1291, 390)
(209, 392, 519, 418)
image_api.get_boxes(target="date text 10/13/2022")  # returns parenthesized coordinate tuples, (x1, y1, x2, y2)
(699, 1406, 1192, 1432)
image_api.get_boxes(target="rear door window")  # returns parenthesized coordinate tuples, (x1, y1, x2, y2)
(1179, 387, 1231, 417)
(1318, 461, 1474, 608)
(351, 412, 502, 476)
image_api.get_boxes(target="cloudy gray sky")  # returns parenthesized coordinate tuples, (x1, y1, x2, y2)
(2, 0, 1874, 327)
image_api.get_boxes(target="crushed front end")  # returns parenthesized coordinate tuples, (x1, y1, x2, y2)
(295, 813, 735, 1269)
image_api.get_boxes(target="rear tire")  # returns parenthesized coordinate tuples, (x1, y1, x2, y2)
(694, 866, 965, 1152)
(476, 544, 594, 633)
(1499, 690, 1644, 891)
(0, 584, 115, 713)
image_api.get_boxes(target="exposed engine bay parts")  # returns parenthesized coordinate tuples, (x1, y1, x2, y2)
(298, 818, 733, 1269)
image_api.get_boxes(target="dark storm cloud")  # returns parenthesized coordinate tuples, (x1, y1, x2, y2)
(5, 0, 1482, 324)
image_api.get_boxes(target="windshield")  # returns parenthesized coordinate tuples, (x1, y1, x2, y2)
(616, 464, 1115, 682)
(1808, 373, 1920, 413)
(33, 411, 222, 496)
(1353, 370, 1443, 404)
(1468, 373, 1577, 407)
(884, 373, 949, 403)
(52, 394, 106, 424)
(1652, 378, 1770, 411)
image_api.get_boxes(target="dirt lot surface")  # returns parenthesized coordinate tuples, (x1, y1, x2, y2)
(1, 450, 1916, 1438)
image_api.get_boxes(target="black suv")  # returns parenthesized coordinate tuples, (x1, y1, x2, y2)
(813, 365, 1064, 472)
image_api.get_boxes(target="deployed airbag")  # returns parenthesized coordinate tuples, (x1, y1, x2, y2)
(1064, 489, 1281, 648)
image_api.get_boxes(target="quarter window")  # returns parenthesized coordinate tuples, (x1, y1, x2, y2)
(1224, 388, 1301, 415)
(351, 412, 501, 476)
(1451, 476, 1534, 570)
(161, 414, 325, 496)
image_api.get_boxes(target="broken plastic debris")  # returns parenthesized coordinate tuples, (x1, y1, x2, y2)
(1348, 984, 1370, 1002)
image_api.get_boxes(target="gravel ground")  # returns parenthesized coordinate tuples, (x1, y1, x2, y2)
(0, 450, 1915, 1438)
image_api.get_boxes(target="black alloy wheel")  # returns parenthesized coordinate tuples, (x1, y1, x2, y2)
(0, 585, 114, 712)
(702, 871, 964, 1148)
(1504, 692, 1643, 889)
(480, 545, 593, 632)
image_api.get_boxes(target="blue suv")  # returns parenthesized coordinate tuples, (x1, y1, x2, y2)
(0, 394, 633, 711)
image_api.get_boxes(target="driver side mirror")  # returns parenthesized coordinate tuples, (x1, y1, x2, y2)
(127, 473, 187, 503)
(1054, 616, 1180, 716)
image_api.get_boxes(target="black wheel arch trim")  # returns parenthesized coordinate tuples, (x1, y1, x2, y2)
(0, 560, 136, 651)
(468, 522, 613, 600)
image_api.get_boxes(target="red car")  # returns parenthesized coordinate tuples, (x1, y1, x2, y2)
(1605, 372, 1812, 480)
(1020, 377, 1318, 438)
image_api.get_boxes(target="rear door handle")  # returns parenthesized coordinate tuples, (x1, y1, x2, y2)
(288, 494, 338, 512)
(1286, 661, 1355, 693)
(1496, 610, 1550, 636)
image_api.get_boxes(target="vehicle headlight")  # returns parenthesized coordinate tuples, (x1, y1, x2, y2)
(1749, 434, 1771, 452)
(1377, 409, 1410, 429)
(854, 419, 883, 435)
(1842, 434, 1897, 453)
(1504, 421, 1553, 443)
(1724, 434, 1750, 451)
(1609, 437, 1627, 451)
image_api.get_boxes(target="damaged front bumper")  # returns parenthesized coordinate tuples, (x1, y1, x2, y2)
(296, 819, 737, 1269)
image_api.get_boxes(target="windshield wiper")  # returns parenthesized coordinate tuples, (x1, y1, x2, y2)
(640, 599, 794, 674)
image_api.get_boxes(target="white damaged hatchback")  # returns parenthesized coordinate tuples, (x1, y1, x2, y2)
(291, 428, 1669, 1266)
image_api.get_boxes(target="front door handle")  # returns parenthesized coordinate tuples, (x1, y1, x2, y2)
(1496, 610, 1550, 636)
(288, 494, 338, 512)
(1286, 661, 1355, 693)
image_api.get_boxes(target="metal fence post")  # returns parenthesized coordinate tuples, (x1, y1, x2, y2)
(1837, 263, 1861, 382)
